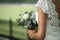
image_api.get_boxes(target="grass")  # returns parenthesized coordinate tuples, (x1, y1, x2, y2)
(0, 22, 28, 40)
(0, 4, 36, 21)
(0, 4, 36, 40)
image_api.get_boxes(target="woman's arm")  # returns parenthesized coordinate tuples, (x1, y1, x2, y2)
(37, 7, 47, 40)
(28, 7, 47, 40)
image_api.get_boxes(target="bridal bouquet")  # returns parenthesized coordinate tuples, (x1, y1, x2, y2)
(17, 11, 38, 30)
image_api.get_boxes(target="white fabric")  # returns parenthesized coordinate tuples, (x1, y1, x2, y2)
(35, 0, 60, 40)
(35, 0, 55, 14)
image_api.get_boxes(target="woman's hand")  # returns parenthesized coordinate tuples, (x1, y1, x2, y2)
(28, 30, 36, 39)
(28, 29, 41, 40)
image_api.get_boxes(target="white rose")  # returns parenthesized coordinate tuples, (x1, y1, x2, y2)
(22, 14, 29, 20)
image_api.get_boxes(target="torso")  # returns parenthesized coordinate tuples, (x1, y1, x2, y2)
(45, 0, 60, 40)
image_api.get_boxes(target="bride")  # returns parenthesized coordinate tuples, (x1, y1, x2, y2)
(28, 0, 60, 40)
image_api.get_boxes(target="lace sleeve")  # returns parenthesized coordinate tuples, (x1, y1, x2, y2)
(35, 0, 55, 14)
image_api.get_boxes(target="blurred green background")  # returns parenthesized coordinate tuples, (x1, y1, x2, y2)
(0, 0, 37, 3)
(0, 0, 37, 40)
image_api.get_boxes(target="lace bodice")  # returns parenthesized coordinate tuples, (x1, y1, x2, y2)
(35, 0, 60, 40)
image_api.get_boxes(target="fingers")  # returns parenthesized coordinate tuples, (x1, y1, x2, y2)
(28, 30, 36, 34)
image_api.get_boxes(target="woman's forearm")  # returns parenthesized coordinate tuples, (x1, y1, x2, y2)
(30, 7, 47, 40)
(37, 7, 47, 39)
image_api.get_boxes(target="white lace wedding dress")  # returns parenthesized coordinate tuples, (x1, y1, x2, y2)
(35, 0, 60, 40)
